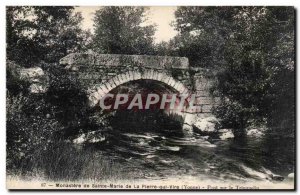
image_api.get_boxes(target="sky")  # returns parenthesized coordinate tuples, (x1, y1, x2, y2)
(74, 6, 179, 43)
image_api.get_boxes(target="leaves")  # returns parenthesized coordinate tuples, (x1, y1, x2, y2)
(171, 7, 295, 133)
(92, 6, 156, 55)
(6, 6, 87, 66)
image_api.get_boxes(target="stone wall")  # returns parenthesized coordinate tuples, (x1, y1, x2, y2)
(191, 67, 220, 117)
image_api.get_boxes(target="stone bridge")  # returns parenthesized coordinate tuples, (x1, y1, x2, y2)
(59, 53, 219, 133)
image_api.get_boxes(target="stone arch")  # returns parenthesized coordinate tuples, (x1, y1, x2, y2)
(87, 70, 195, 134)
(88, 70, 191, 107)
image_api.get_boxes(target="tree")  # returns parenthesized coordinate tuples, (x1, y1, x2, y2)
(92, 6, 156, 55)
(155, 32, 217, 67)
(6, 6, 86, 67)
(6, 7, 93, 170)
(215, 7, 294, 134)
(171, 7, 240, 67)
(171, 7, 295, 135)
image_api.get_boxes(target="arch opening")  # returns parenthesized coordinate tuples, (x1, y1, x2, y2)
(106, 80, 185, 137)
(88, 70, 195, 136)
(88, 70, 190, 108)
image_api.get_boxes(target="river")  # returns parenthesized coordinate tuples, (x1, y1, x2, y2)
(79, 126, 294, 185)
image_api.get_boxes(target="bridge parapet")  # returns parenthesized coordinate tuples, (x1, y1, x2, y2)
(59, 53, 194, 94)
(59, 53, 189, 70)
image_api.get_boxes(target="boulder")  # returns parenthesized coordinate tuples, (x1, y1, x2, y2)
(20, 67, 44, 79)
(73, 134, 86, 144)
(193, 116, 219, 133)
(19, 67, 48, 93)
(183, 113, 196, 134)
(29, 83, 48, 93)
(246, 128, 265, 138)
(219, 129, 234, 140)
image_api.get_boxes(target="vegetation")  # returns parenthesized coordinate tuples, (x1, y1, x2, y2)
(6, 6, 295, 181)
(6, 6, 88, 67)
(168, 7, 295, 136)
(92, 6, 156, 55)
(6, 6, 106, 180)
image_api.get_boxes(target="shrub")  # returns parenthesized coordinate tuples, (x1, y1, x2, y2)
(43, 64, 92, 136)
(6, 92, 61, 174)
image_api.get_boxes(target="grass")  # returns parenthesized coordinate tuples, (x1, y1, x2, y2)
(7, 140, 138, 182)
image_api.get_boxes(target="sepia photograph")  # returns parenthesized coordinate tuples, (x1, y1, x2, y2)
(5, 5, 295, 190)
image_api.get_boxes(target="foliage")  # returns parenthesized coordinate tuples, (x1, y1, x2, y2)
(6, 6, 87, 67)
(43, 64, 92, 136)
(6, 92, 61, 172)
(6, 62, 98, 172)
(216, 7, 294, 133)
(5, 6, 154, 178)
(160, 7, 240, 67)
(171, 7, 295, 134)
(154, 32, 217, 67)
(92, 6, 156, 55)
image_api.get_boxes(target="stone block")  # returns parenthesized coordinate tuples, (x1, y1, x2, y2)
(202, 105, 213, 113)
(195, 97, 214, 105)
(195, 90, 211, 97)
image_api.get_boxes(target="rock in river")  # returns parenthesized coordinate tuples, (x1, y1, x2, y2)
(246, 128, 265, 138)
(219, 129, 234, 140)
(193, 116, 219, 133)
